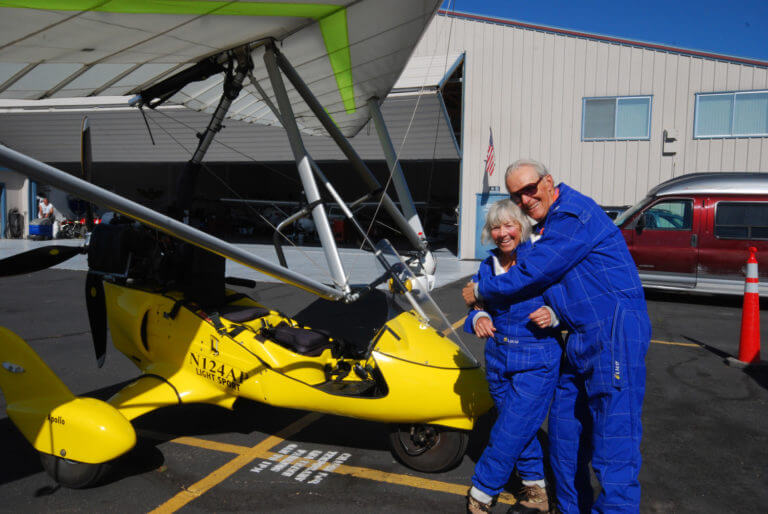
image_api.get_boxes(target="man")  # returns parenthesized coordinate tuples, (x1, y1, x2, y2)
(463, 159, 651, 513)
(38, 196, 53, 219)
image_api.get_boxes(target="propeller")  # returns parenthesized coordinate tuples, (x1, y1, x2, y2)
(80, 117, 95, 232)
(85, 271, 107, 368)
(1, 118, 110, 368)
(0, 245, 83, 277)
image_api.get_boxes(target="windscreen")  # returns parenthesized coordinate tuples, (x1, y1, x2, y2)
(373, 239, 479, 366)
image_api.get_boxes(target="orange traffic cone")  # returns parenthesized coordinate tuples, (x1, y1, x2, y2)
(736, 247, 761, 364)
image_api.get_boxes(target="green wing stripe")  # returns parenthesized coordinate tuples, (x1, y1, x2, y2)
(1, 1, 338, 18)
(3, 0, 357, 114)
(318, 8, 355, 113)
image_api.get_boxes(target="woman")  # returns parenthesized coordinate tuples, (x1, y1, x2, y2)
(465, 199, 561, 514)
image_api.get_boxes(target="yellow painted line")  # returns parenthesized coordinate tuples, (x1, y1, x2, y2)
(170, 436, 250, 455)
(651, 338, 700, 348)
(321, 460, 517, 506)
(451, 316, 466, 331)
(452, 317, 702, 349)
(150, 412, 323, 514)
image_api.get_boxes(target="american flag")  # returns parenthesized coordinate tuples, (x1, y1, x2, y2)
(484, 128, 495, 176)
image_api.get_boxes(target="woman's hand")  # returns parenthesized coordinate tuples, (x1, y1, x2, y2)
(529, 307, 552, 328)
(462, 281, 477, 306)
(474, 316, 496, 338)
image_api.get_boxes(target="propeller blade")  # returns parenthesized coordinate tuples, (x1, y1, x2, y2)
(85, 271, 107, 368)
(0, 245, 82, 277)
(81, 117, 95, 232)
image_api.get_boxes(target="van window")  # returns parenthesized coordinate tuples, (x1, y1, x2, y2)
(715, 202, 768, 240)
(642, 200, 692, 230)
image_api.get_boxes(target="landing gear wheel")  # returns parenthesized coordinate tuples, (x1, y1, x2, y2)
(39, 452, 106, 489)
(387, 424, 469, 473)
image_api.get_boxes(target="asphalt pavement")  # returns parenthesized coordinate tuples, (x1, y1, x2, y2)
(0, 269, 766, 513)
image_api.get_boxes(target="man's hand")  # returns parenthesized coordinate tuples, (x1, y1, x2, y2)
(529, 306, 552, 328)
(474, 316, 496, 338)
(462, 281, 477, 306)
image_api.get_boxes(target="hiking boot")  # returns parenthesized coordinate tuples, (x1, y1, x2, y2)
(507, 484, 549, 513)
(466, 489, 495, 513)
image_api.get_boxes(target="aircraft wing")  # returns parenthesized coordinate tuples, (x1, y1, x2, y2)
(0, 0, 441, 136)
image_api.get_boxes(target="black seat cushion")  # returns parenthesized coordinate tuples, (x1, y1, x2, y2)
(266, 323, 333, 357)
(219, 305, 270, 323)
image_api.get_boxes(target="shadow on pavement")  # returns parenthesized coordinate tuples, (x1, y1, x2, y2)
(682, 335, 768, 391)
(644, 289, 768, 310)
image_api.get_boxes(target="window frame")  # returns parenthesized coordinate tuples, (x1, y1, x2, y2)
(694, 90, 768, 139)
(714, 201, 768, 241)
(581, 95, 652, 141)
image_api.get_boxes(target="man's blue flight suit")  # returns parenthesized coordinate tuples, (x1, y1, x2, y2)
(477, 183, 651, 513)
(464, 243, 561, 498)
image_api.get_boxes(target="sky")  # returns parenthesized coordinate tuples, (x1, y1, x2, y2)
(441, 1, 768, 63)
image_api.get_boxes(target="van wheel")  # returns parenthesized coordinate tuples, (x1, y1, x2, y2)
(387, 424, 469, 473)
(39, 452, 106, 489)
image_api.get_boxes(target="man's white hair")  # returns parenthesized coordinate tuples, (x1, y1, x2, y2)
(504, 159, 551, 182)
(481, 199, 532, 244)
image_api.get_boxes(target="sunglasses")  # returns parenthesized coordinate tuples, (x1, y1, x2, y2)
(509, 176, 543, 204)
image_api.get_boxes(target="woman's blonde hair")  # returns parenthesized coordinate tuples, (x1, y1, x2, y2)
(481, 199, 532, 244)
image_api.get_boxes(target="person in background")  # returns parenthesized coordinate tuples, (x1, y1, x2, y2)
(38, 196, 53, 219)
(465, 199, 561, 514)
(463, 160, 651, 513)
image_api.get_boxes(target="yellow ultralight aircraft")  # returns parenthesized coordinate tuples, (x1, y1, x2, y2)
(0, 0, 492, 488)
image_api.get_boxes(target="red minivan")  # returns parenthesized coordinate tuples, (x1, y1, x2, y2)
(615, 172, 768, 296)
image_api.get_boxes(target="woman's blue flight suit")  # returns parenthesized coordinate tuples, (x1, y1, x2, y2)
(464, 241, 562, 499)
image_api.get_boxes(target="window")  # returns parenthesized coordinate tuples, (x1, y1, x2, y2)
(641, 200, 693, 230)
(582, 96, 651, 140)
(694, 91, 768, 138)
(715, 202, 768, 240)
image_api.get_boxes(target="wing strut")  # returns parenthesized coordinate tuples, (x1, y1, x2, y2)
(368, 97, 435, 275)
(175, 52, 252, 220)
(271, 45, 428, 255)
(264, 44, 351, 295)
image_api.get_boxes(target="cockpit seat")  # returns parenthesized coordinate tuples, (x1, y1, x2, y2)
(263, 322, 334, 357)
(219, 305, 270, 323)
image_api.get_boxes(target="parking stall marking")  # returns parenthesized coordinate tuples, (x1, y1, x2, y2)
(156, 430, 520, 508)
(149, 412, 323, 514)
(650, 338, 700, 348)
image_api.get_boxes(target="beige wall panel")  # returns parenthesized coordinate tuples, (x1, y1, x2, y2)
(643, 53, 664, 193)
(671, 56, 690, 177)
(682, 58, 700, 173)
(657, 52, 677, 184)
(598, 44, 620, 201)
(538, 33, 555, 166)
(496, 27, 512, 180)
(549, 34, 566, 176)
(569, 38, 588, 189)
(506, 28, 525, 173)
(556, 36, 575, 184)
(518, 30, 535, 157)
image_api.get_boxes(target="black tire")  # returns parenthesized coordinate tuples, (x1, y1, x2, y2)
(387, 424, 469, 473)
(39, 452, 106, 489)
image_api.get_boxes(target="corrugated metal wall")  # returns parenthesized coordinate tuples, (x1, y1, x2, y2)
(0, 94, 458, 163)
(413, 14, 768, 258)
